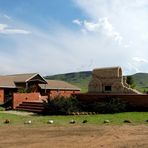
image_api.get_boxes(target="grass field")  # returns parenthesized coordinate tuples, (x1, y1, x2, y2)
(0, 111, 148, 126)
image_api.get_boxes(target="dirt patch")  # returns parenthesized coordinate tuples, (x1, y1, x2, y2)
(0, 111, 36, 116)
(0, 125, 147, 148)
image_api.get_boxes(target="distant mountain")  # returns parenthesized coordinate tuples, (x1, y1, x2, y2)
(45, 72, 148, 92)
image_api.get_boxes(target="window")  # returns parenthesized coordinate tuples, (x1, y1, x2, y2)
(105, 86, 112, 91)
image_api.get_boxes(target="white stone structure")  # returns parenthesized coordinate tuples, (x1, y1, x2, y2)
(88, 67, 141, 94)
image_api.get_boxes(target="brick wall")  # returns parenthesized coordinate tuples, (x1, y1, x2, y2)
(0, 89, 4, 104)
(49, 90, 80, 98)
(74, 93, 148, 108)
(13, 92, 41, 109)
(13, 90, 80, 109)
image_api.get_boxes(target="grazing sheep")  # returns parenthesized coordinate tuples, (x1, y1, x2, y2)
(75, 112, 80, 115)
(47, 120, 54, 124)
(4, 119, 10, 124)
(24, 120, 32, 124)
(71, 112, 76, 115)
(82, 120, 88, 123)
(103, 120, 110, 123)
(81, 112, 87, 115)
(123, 120, 132, 123)
(69, 119, 76, 124)
(92, 112, 96, 115)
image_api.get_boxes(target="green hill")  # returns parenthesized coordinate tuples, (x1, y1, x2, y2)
(132, 73, 148, 91)
(45, 72, 148, 93)
(45, 71, 92, 92)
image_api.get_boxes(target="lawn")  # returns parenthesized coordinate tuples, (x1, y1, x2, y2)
(0, 111, 148, 126)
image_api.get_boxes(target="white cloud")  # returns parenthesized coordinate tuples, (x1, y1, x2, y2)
(0, 22, 127, 75)
(0, 14, 11, 20)
(132, 57, 148, 63)
(1, 28, 30, 34)
(73, 17, 123, 44)
(3, 14, 11, 20)
(83, 20, 100, 32)
(72, 19, 82, 26)
(0, 24, 7, 30)
(127, 63, 140, 73)
(72, 0, 148, 74)
(125, 57, 148, 74)
(0, 1, 148, 75)
(0, 23, 30, 35)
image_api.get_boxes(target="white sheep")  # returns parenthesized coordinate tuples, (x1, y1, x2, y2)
(48, 120, 54, 124)
(24, 120, 32, 124)
(69, 119, 76, 124)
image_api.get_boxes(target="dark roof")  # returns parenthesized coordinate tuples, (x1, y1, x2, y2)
(40, 80, 80, 91)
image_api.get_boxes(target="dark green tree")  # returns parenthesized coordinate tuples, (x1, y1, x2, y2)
(126, 76, 135, 88)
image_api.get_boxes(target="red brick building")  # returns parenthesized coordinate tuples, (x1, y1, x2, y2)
(0, 73, 80, 106)
(0, 73, 47, 104)
(39, 80, 80, 98)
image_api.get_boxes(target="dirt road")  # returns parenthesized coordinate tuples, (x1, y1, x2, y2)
(0, 125, 147, 148)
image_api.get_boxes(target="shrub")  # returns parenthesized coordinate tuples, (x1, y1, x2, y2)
(74, 97, 129, 114)
(126, 76, 136, 88)
(1, 93, 13, 109)
(42, 96, 129, 115)
(43, 96, 81, 115)
(17, 88, 32, 93)
(92, 97, 128, 113)
(0, 106, 5, 111)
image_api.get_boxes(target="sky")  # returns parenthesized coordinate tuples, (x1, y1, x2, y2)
(0, 0, 148, 76)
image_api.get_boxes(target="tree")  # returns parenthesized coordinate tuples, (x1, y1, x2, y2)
(126, 76, 135, 88)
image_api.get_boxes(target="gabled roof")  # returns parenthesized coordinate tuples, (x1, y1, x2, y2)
(8, 73, 37, 82)
(40, 80, 80, 91)
(0, 76, 16, 88)
(0, 73, 47, 88)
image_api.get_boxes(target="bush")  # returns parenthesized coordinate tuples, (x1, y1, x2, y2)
(0, 106, 5, 111)
(42, 96, 129, 115)
(93, 98, 128, 113)
(1, 93, 13, 109)
(126, 76, 136, 88)
(76, 97, 128, 114)
(17, 88, 32, 93)
(43, 96, 81, 115)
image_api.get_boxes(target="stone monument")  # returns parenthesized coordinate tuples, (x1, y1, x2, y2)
(88, 67, 140, 94)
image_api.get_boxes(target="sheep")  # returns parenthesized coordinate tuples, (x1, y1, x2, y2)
(47, 120, 54, 124)
(69, 119, 76, 124)
(82, 120, 88, 123)
(103, 120, 110, 123)
(24, 120, 32, 124)
(123, 120, 132, 123)
(4, 119, 10, 124)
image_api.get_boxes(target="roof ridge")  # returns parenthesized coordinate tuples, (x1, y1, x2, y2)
(6, 73, 38, 76)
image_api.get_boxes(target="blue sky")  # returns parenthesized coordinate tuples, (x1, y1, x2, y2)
(0, 0, 148, 75)
(0, 0, 86, 28)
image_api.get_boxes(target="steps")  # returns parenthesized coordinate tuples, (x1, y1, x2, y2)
(15, 102, 44, 113)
